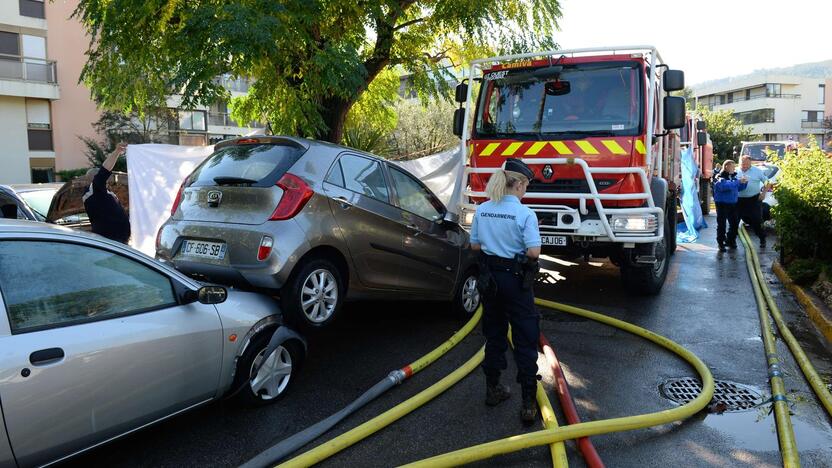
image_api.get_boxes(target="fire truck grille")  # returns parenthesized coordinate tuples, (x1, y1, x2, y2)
(528, 179, 617, 193)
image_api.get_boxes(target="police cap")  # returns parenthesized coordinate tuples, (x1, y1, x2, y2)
(504, 158, 534, 182)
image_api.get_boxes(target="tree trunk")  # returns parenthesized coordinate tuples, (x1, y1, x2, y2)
(320, 97, 353, 143)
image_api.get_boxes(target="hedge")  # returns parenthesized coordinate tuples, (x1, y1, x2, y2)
(772, 140, 832, 264)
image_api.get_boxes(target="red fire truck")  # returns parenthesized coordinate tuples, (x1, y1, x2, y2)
(451, 46, 687, 294)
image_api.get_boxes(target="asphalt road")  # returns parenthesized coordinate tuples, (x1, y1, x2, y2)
(65, 215, 832, 467)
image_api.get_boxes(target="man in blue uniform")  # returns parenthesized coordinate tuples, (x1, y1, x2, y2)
(736, 156, 769, 248)
(470, 158, 542, 425)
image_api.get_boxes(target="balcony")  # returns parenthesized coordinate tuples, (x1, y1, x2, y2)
(0, 54, 57, 83)
(212, 76, 252, 93)
(208, 112, 266, 129)
(801, 120, 825, 129)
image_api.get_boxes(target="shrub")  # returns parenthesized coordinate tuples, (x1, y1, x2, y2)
(772, 139, 832, 263)
(786, 258, 823, 286)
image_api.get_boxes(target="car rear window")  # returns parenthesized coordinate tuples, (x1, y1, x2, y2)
(188, 144, 305, 188)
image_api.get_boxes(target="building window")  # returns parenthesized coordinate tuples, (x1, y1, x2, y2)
(30, 158, 55, 183)
(820, 84, 826, 105)
(178, 110, 207, 131)
(727, 93, 733, 104)
(26, 99, 52, 151)
(719, 95, 725, 105)
(734, 108, 775, 125)
(766, 83, 781, 97)
(745, 89, 751, 101)
(19, 0, 45, 19)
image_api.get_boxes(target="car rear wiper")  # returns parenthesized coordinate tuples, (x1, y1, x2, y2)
(213, 176, 258, 186)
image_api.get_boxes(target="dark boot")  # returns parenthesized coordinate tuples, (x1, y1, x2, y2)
(485, 383, 511, 406)
(520, 385, 538, 425)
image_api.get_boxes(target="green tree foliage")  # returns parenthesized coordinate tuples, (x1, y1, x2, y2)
(388, 99, 458, 160)
(80, 110, 178, 172)
(772, 139, 832, 264)
(697, 105, 754, 162)
(73, 1, 561, 144)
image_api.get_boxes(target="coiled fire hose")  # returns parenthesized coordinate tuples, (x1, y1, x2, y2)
(258, 298, 713, 467)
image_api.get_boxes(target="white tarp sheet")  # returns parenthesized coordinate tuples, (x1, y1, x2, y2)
(390, 147, 464, 211)
(126, 144, 213, 256)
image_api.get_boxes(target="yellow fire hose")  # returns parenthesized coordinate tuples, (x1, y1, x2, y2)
(738, 227, 799, 467)
(740, 226, 832, 417)
(278, 299, 714, 468)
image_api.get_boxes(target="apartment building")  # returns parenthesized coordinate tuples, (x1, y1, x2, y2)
(0, 1, 262, 184)
(0, 0, 59, 184)
(694, 73, 827, 145)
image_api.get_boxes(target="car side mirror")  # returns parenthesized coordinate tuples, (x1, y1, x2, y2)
(452, 108, 465, 138)
(697, 131, 707, 146)
(198, 286, 227, 304)
(663, 96, 686, 129)
(663, 69, 685, 92)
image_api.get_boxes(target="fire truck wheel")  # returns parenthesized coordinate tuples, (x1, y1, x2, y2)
(621, 218, 671, 295)
(699, 179, 711, 215)
(667, 197, 677, 256)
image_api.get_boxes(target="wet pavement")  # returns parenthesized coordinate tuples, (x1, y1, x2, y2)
(64, 214, 832, 467)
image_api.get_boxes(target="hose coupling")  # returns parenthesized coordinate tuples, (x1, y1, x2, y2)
(389, 369, 407, 385)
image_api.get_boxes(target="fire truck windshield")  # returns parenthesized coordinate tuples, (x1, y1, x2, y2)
(475, 61, 643, 139)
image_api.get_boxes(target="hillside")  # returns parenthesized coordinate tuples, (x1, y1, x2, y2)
(694, 59, 832, 88)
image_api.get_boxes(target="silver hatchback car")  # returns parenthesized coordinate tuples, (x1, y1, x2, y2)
(156, 136, 480, 330)
(0, 220, 305, 467)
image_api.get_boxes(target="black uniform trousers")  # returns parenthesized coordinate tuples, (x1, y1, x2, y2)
(481, 267, 540, 390)
(715, 202, 739, 247)
(737, 195, 766, 242)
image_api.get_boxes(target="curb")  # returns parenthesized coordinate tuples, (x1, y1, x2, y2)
(772, 261, 832, 343)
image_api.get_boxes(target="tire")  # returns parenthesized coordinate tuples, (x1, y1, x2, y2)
(281, 258, 344, 332)
(620, 214, 671, 295)
(232, 332, 303, 406)
(452, 268, 481, 318)
(667, 197, 677, 256)
(699, 179, 711, 215)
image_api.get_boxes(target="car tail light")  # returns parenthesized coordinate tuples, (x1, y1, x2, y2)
(258, 236, 273, 261)
(171, 178, 188, 215)
(270, 173, 313, 220)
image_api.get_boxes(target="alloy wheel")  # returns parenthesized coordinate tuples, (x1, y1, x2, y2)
(300, 269, 338, 323)
(462, 275, 480, 314)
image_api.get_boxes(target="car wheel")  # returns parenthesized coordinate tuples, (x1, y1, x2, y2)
(233, 332, 302, 406)
(282, 258, 344, 331)
(453, 269, 481, 318)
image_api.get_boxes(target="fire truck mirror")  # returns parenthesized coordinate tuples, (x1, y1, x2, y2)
(455, 83, 468, 103)
(544, 80, 571, 96)
(697, 131, 707, 146)
(663, 96, 686, 129)
(453, 108, 465, 137)
(663, 69, 685, 92)
(696, 120, 707, 131)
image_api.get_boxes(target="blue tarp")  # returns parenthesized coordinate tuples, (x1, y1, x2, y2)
(676, 146, 707, 243)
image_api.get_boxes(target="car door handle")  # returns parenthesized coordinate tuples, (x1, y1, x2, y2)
(406, 224, 421, 236)
(334, 197, 352, 209)
(29, 347, 65, 366)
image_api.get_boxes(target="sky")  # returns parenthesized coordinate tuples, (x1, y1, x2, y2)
(554, 0, 832, 86)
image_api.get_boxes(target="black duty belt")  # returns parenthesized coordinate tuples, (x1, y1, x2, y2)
(484, 254, 518, 271)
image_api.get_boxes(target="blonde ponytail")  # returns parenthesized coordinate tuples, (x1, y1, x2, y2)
(486, 170, 527, 202)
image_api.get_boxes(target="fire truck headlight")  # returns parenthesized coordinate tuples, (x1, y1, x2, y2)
(611, 215, 658, 233)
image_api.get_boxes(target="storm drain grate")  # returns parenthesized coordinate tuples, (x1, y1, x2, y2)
(660, 378, 764, 412)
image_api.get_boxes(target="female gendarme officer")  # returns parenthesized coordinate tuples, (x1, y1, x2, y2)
(470, 158, 542, 425)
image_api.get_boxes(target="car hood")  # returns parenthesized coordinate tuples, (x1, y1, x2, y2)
(47, 171, 129, 223)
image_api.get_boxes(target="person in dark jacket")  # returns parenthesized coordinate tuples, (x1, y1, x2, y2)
(712, 159, 747, 252)
(83, 143, 130, 243)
